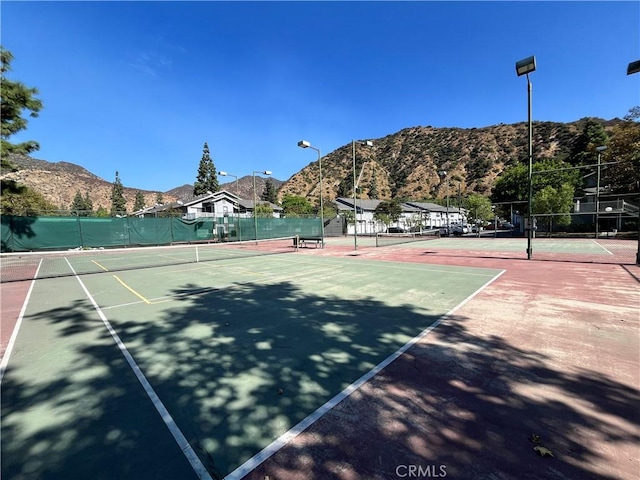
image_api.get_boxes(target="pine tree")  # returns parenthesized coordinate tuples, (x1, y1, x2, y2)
(261, 178, 277, 203)
(133, 191, 145, 211)
(70, 190, 85, 215)
(368, 174, 379, 199)
(110, 171, 127, 216)
(83, 192, 93, 214)
(193, 142, 219, 195)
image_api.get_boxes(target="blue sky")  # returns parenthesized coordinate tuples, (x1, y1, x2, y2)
(2, 1, 639, 192)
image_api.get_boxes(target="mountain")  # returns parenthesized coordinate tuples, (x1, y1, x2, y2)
(1, 154, 285, 212)
(1, 117, 619, 213)
(278, 117, 621, 204)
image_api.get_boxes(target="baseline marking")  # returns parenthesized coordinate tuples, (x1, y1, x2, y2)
(113, 275, 152, 304)
(65, 259, 213, 480)
(224, 268, 507, 480)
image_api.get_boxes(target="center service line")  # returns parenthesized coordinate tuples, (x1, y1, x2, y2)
(64, 259, 213, 480)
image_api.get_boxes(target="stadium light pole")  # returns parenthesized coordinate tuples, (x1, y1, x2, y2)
(594, 146, 607, 238)
(253, 170, 272, 241)
(438, 170, 449, 234)
(516, 55, 536, 260)
(627, 60, 640, 264)
(352, 139, 373, 250)
(218, 171, 241, 242)
(298, 140, 325, 248)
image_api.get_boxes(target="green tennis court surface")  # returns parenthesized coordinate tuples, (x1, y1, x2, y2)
(1, 253, 501, 479)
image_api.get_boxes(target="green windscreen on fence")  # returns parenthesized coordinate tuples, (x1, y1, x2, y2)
(1, 215, 323, 252)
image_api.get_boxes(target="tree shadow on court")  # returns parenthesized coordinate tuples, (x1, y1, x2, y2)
(2, 278, 638, 480)
(246, 316, 640, 480)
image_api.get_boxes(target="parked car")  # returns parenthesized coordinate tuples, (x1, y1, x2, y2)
(386, 227, 406, 234)
(451, 224, 469, 236)
(471, 224, 483, 233)
(500, 222, 515, 230)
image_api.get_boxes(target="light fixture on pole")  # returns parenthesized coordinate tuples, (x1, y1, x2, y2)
(218, 171, 241, 242)
(252, 170, 272, 241)
(297, 140, 325, 248)
(438, 170, 449, 235)
(516, 55, 536, 260)
(594, 146, 607, 238)
(352, 139, 373, 250)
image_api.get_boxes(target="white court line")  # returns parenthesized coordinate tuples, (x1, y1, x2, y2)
(64, 258, 213, 480)
(0, 260, 42, 383)
(592, 239, 614, 255)
(224, 268, 507, 480)
(0, 259, 42, 477)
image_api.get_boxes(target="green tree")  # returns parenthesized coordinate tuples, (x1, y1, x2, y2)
(492, 158, 581, 204)
(83, 192, 93, 215)
(70, 190, 90, 216)
(532, 183, 574, 234)
(464, 193, 493, 224)
(374, 200, 402, 225)
(261, 178, 277, 203)
(133, 191, 145, 211)
(156, 192, 164, 204)
(95, 206, 109, 217)
(281, 194, 313, 216)
(193, 142, 219, 195)
(0, 47, 43, 167)
(368, 174, 379, 199)
(0, 182, 57, 216)
(570, 118, 609, 165)
(606, 107, 640, 193)
(254, 203, 273, 218)
(110, 171, 127, 216)
(0, 47, 49, 217)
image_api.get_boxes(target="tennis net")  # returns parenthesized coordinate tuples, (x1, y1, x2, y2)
(0, 236, 298, 283)
(375, 229, 441, 247)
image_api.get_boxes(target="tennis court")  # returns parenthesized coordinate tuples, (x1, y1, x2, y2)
(2, 236, 638, 480)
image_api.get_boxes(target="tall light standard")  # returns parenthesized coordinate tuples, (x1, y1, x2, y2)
(594, 146, 607, 238)
(438, 170, 449, 234)
(352, 139, 373, 250)
(516, 55, 536, 260)
(627, 60, 640, 264)
(253, 170, 272, 241)
(218, 171, 240, 242)
(297, 140, 325, 247)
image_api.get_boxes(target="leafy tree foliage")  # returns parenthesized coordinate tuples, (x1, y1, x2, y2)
(0, 47, 50, 217)
(261, 178, 277, 203)
(532, 184, 574, 233)
(492, 158, 581, 204)
(281, 194, 313, 216)
(70, 190, 93, 216)
(368, 174, 379, 199)
(110, 171, 127, 216)
(605, 107, 640, 193)
(193, 142, 219, 195)
(374, 199, 402, 224)
(95, 206, 109, 217)
(464, 193, 493, 223)
(0, 180, 57, 215)
(570, 118, 609, 165)
(0, 47, 43, 167)
(254, 203, 273, 218)
(133, 191, 145, 211)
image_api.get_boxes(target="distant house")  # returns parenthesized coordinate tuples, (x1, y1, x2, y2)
(334, 198, 467, 234)
(133, 190, 282, 219)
